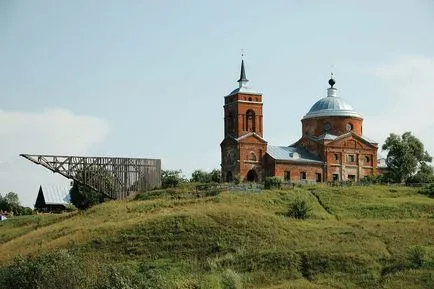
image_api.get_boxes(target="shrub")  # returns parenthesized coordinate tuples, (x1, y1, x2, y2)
(287, 198, 312, 219)
(408, 246, 426, 268)
(419, 183, 434, 198)
(0, 250, 88, 289)
(161, 170, 187, 188)
(221, 269, 242, 289)
(65, 203, 78, 212)
(95, 265, 137, 289)
(264, 177, 281, 189)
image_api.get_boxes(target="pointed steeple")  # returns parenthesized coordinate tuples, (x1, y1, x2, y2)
(237, 59, 249, 88)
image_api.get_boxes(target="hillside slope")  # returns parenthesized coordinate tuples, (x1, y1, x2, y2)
(0, 185, 433, 288)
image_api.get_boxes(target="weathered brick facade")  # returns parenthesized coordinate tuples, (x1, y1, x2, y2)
(220, 61, 378, 183)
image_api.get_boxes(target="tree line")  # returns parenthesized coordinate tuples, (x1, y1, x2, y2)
(0, 192, 33, 216)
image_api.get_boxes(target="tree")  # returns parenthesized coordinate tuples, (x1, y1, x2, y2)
(190, 169, 221, 183)
(161, 170, 186, 188)
(382, 132, 432, 183)
(0, 192, 33, 216)
(190, 170, 210, 183)
(70, 168, 115, 210)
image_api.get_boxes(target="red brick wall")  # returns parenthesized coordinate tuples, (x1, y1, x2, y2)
(224, 93, 263, 138)
(272, 162, 323, 182)
(324, 147, 377, 181)
(238, 141, 267, 181)
(301, 116, 363, 137)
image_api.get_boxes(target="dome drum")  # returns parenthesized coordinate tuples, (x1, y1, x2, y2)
(302, 116, 363, 137)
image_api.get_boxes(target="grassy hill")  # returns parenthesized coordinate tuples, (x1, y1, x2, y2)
(0, 185, 433, 288)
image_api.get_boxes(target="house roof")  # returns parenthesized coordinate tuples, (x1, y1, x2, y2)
(39, 185, 71, 205)
(267, 146, 323, 164)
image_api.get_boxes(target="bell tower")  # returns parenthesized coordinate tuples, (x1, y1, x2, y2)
(220, 59, 267, 183)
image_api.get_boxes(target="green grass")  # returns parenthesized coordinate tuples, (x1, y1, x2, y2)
(0, 185, 433, 288)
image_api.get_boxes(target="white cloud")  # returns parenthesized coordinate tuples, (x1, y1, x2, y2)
(0, 109, 110, 207)
(364, 54, 434, 157)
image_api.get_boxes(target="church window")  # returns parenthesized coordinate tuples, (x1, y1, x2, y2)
(316, 173, 322, 182)
(347, 155, 355, 163)
(246, 110, 256, 132)
(346, 123, 354, 131)
(248, 152, 257, 161)
(365, 156, 370, 163)
(333, 153, 339, 161)
(348, 175, 356, 181)
(284, 171, 290, 181)
(323, 122, 331, 132)
(248, 97, 252, 101)
(300, 171, 306, 180)
(333, 173, 339, 181)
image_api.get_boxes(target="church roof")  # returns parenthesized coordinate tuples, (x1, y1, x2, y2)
(303, 78, 362, 120)
(267, 146, 323, 164)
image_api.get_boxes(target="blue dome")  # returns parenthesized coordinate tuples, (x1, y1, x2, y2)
(303, 88, 362, 120)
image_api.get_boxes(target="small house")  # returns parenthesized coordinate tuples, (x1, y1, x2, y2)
(34, 185, 71, 213)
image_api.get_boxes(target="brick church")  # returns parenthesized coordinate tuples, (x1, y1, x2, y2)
(220, 60, 378, 183)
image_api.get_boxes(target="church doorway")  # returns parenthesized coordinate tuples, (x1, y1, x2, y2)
(246, 170, 258, 182)
(226, 171, 233, 182)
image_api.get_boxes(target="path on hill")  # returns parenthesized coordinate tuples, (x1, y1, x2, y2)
(307, 189, 339, 220)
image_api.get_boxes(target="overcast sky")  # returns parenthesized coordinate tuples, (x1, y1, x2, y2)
(1, 0, 434, 207)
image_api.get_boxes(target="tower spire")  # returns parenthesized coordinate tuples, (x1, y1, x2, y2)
(237, 58, 249, 88)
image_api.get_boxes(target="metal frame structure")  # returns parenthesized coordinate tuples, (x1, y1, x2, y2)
(20, 154, 161, 200)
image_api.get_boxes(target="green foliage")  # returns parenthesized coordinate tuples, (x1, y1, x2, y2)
(69, 167, 116, 210)
(161, 170, 187, 188)
(408, 246, 426, 269)
(64, 203, 78, 212)
(359, 174, 384, 185)
(191, 169, 221, 183)
(2, 185, 434, 289)
(419, 183, 434, 198)
(287, 198, 312, 219)
(70, 181, 104, 210)
(382, 132, 433, 183)
(406, 163, 434, 184)
(94, 265, 138, 289)
(221, 269, 242, 289)
(0, 192, 33, 216)
(0, 250, 88, 289)
(264, 176, 282, 189)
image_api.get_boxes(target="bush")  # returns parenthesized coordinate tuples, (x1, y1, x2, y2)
(0, 250, 88, 289)
(221, 269, 242, 289)
(65, 203, 78, 212)
(264, 177, 281, 189)
(419, 183, 434, 198)
(161, 170, 187, 188)
(70, 181, 104, 210)
(191, 169, 221, 183)
(287, 198, 312, 219)
(408, 246, 426, 268)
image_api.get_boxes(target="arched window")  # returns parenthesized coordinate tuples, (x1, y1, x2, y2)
(248, 152, 257, 161)
(246, 109, 256, 132)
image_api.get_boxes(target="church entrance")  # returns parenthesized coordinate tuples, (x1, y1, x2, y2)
(226, 171, 233, 182)
(246, 170, 258, 182)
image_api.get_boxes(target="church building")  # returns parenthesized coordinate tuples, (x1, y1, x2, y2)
(220, 60, 378, 183)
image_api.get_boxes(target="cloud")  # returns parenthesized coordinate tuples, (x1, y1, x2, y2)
(0, 108, 110, 207)
(364, 54, 434, 157)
